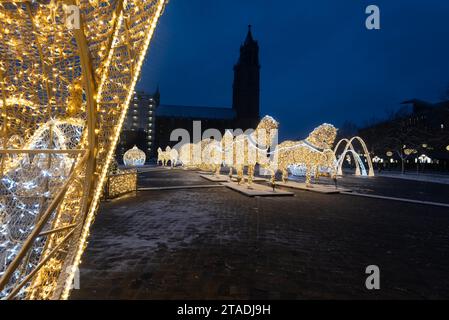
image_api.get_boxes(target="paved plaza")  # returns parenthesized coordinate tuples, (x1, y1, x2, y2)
(71, 169, 449, 299)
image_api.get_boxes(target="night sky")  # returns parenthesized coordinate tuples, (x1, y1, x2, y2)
(137, 0, 449, 140)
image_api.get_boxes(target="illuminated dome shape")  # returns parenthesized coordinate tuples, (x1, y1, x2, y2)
(0, 0, 167, 300)
(123, 146, 146, 167)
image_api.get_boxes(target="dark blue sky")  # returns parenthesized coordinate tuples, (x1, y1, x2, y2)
(137, 0, 449, 139)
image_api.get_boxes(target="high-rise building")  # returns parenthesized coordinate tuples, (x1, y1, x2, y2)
(116, 89, 160, 162)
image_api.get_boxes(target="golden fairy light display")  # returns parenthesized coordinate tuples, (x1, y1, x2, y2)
(178, 116, 279, 185)
(106, 169, 137, 199)
(123, 145, 146, 167)
(266, 124, 338, 185)
(231, 115, 279, 185)
(178, 143, 195, 167)
(0, 0, 167, 299)
(176, 120, 351, 188)
(157, 146, 178, 167)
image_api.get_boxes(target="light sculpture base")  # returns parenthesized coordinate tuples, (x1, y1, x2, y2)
(221, 181, 294, 197)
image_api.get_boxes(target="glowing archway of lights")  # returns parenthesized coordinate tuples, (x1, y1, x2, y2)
(0, 0, 167, 300)
(334, 137, 374, 177)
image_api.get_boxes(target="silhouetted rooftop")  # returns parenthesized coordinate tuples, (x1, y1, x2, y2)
(156, 105, 236, 120)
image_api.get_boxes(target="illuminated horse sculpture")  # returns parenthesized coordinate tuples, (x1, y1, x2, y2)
(230, 115, 279, 185)
(267, 124, 338, 186)
(198, 138, 222, 174)
(221, 130, 235, 177)
(178, 143, 195, 168)
(178, 139, 222, 174)
(157, 147, 168, 166)
(157, 146, 179, 167)
(168, 147, 179, 167)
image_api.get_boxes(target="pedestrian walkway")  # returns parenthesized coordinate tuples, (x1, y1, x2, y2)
(70, 169, 449, 300)
(377, 172, 449, 185)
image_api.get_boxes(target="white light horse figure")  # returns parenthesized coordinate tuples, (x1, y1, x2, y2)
(178, 143, 195, 168)
(157, 147, 167, 166)
(268, 123, 338, 186)
(167, 146, 179, 168)
(200, 138, 223, 175)
(158, 146, 179, 167)
(222, 130, 235, 178)
(231, 115, 279, 186)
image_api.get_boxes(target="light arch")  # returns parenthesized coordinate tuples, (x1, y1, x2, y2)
(0, 0, 167, 300)
(334, 136, 374, 177)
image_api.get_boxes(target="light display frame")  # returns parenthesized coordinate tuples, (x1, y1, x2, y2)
(0, 0, 167, 300)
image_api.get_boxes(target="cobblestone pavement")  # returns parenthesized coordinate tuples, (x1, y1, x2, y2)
(71, 169, 449, 299)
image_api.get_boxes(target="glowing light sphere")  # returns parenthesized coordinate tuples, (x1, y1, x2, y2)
(123, 146, 146, 167)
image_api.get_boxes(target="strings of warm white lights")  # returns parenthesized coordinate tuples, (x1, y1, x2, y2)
(178, 116, 279, 185)
(61, 0, 167, 300)
(157, 146, 178, 167)
(0, 0, 167, 300)
(0, 119, 84, 298)
(106, 169, 137, 199)
(267, 124, 338, 185)
(123, 145, 146, 167)
(178, 121, 338, 187)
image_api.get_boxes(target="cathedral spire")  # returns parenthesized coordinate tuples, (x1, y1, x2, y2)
(153, 85, 160, 106)
(245, 24, 254, 44)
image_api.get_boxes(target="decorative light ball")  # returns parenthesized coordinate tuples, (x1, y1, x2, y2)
(123, 146, 146, 166)
(446, 145, 449, 152)
(386, 151, 393, 157)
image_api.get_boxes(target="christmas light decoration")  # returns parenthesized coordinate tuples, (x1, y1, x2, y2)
(0, 0, 167, 300)
(157, 146, 178, 167)
(179, 143, 195, 168)
(236, 116, 278, 185)
(334, 137, 374, 177)
(106, 169, 137, 199)
(123, 146, 146, 167)
(267, 123, 337, 185)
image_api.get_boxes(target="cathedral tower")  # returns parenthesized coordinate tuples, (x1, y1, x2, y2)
(232, 25, 261, 129)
